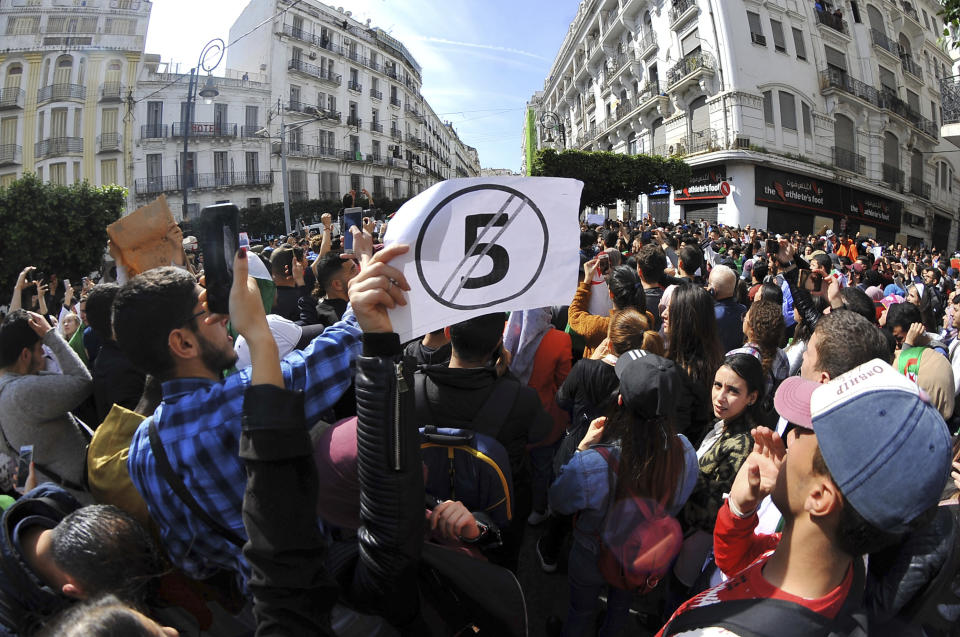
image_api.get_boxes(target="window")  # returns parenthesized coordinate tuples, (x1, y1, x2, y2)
(245, 151, 258, 176)
(73, 161, 80, 184)
(779, 91, 797, 130)
(802, 102, 812, 136)
(350, 173, 362, 192)
(50, 162, 66, 185)
(289, 85, 300, 109)
(247, 198, 262, 208)
(879, 66, 897, 94)
(770, 20, 786, 53)
(792, 28, 806, 60)
(825, 46, 847, 72)
(146, 153, 162, 186)
(0, 174, 15, 188)
(851, 1, 861, 23)
(6, 16, 40, 36)
(289, 170, 307, 200)
(372, 139, 381, 159)
(763, 90, 774, 126)
(100, 158, 117, 185)
(747, 11, 765, 45)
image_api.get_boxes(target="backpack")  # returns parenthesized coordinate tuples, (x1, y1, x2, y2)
(414, 373, 519, 528)
(594, 446, 683, 592)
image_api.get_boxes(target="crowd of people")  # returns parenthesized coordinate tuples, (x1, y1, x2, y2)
(0, 207, 958, 637)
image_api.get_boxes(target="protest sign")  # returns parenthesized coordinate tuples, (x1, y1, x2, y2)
(585, 213, 605, 226)
(383, 177, 583, 342)
(107, 195, 191, 277)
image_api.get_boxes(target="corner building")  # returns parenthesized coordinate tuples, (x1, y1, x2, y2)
(528, 0, 960, 248)
(0, 0, 151, 190)
(227, 0, 480, 207)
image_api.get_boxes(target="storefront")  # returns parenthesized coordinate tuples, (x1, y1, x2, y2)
(648, 184, 671, 223)
(674, 165, 728, 224)
(755, 167, 900, 242)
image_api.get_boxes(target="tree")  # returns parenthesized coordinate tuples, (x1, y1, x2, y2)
(938, 1, 960, 46)
(0, 173, 126, 292)
(531, 148, 692, 209)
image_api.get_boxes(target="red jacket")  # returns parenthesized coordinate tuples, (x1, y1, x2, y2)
(526, 329, 572, 447)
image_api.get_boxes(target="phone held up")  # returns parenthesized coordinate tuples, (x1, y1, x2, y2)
(199, 203, 240, 315)
(16, 445, 32, 490)
(342, 207, 363, 254)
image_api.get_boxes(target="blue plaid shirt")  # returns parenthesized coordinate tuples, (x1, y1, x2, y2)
(127, 311, 361, 583)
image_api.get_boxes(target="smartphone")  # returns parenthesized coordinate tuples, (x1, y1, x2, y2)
(199, 203, 240, 315)
(238, 232, 250, 257)
(342, 207, 363, 253)
(597, 253, 610, 275)
(799, 270, 824, 292)
(63, 278, 70, 289)
(16, 445, 32, 490)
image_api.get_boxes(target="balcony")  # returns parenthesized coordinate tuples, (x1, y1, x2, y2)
(390, 96, 401, 108)
(171, 122, 238, 138)
(390, 127, 402, 141)
(901, 54, 923, 81)
(405, 103, 425, 122)
(346, 116, 362, 128)
(134, 171, 274, 196)
(0, 144, 21, 166)
(100, 83, 124, 101)
(241, 125, 263, 137)
(346, 49, 361, 63)
(870, 29, 898, 58)
(348, 80, 362, 93)
(371, 122, 383, 133)
(750, 32, 767, 46)
(370, 88, 382, 100)
(35, 137, 83, 159)
(910, 177, 931, 199)
(281, 23, 343, 55)
(941, 75, 960, 146)
(284, 143, 338, 159)
(832, 147, 865, 174)
(339, 149, 363, 162)
(637, 31, 657, 58)
(37, 84, 86, 104)
(815, 9, 849, 36)
(666, 52, 715, 91)
(97, 133, 122, 153)
(0, 88, 24, 110)
(676, 128, 719, 156)
(407, 133, 424, 149)
(669, 0, 697, 28)
(882, 162, 905, 189)
(288, 58, 342, 86)
(141, 124, 168, 139)
(820, 69, 882, 109)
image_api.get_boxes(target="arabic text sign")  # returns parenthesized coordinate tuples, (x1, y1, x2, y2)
(384, 177, 583, 342)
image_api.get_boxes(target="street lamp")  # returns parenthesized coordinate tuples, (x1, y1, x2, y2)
(539, 110, 566, 147)
(181, 38, 224, 220)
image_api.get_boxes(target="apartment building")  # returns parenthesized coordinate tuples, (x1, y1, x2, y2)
(226, 0, 480, 206)
(129, 58, 274, 220)
(0, 0, 151, 190)
(526, 0, 959, 249)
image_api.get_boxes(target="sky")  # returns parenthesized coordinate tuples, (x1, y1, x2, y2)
(144, 0, 581, 172)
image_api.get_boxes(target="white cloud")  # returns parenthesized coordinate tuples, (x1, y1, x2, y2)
(411, 36, 551, 62)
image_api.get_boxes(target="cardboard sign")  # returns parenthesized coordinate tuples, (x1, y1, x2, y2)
(585, 213, 605, 226)
(383, 177, 583, 342)
(107, 195, 190, 275)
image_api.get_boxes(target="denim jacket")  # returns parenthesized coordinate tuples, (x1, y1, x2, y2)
(548, 436, 699, 553)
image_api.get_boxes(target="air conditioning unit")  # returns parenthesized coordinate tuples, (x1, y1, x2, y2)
(308, 52, 317, 60)
(733, 136, 750, 149)
(388, 145, 397, 151)
(304, 105, 320, 115)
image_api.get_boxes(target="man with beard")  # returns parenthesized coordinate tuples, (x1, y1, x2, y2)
(112, 259, 361, 584)
(658, 359, 952, 636)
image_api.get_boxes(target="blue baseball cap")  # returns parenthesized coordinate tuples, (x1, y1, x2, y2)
(775, 359, 951, 534)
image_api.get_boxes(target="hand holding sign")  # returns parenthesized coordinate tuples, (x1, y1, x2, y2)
(383, 177, 583, 342)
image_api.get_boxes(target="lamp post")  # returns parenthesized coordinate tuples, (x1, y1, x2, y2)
(181, 38, 224, 220)
(539, 110, 566, 147)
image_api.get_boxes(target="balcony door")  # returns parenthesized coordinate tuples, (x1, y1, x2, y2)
(146, 153, 162, 190)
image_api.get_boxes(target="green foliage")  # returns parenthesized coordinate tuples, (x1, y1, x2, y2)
(939, 1, 960, 47)
(531, 149, 692, 209)
(237, 196, 413, 238)
(0, 173, 126, 292)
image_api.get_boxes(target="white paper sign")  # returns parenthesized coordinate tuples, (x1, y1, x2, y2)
(585, 213, 605, 226)
(383, 177, 584, 342)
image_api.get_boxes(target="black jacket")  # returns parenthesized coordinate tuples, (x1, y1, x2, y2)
(240, 332, 424, 634)
(299, 297, 347, 328)
(92, 340, 146, 425)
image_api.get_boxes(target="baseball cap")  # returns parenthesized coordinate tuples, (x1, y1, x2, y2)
(614, 350, 679, 420)
(774, 359, 951, 533)
(234, 314, 302, 369)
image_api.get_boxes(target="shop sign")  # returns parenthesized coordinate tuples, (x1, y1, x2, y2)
(674, 166, 728, 202)
(755, 167, 841, 214)
(841, 188, 901, 230)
